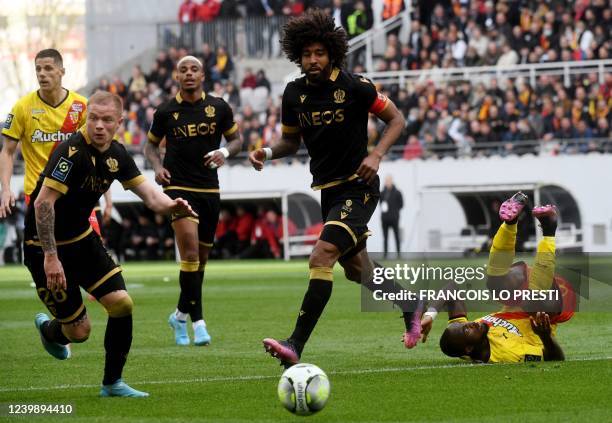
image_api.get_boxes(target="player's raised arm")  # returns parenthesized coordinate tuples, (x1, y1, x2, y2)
(0, 136, 19, 217)
(530, 312, 565, 361)
(129, 178, 197, 218)
(356, 98, 405, 184)
(33, 185, 66, 292)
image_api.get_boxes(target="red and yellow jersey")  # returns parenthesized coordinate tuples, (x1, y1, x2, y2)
(2, 90, 87, 195)
(450, 312, 558, 363)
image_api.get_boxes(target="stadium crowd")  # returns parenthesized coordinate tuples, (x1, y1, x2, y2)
(4, 0, 608, 169)
(98, 0, 611, 163)
(2, 0, 611, 262)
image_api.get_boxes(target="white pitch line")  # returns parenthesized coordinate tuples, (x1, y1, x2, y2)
(1, 356, 611, 394)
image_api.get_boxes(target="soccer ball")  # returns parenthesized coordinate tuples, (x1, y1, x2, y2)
(277, 363, 330, 416)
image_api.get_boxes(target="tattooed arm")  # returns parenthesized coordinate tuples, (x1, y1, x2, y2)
(34, 186, 66, 292)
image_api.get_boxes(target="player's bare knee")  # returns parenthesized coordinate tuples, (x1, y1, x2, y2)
(309, 243, 339, 269)
(106, 295, 134, 318)
(181, 249, 199, 263)
(63, 319, 91, 343)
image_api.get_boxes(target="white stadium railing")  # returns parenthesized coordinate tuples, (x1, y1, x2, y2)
(363, 59, 612, 88)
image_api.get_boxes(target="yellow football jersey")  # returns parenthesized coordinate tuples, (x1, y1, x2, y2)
(2, 90, 87, 195)
(450, 313, 557, 363)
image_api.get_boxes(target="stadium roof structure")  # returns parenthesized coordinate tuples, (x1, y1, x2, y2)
(420, 183, 540, 194)
(418, 183, 582, 252)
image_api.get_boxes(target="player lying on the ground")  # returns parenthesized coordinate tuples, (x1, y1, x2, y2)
(420, 193, 575, 363)
(25, 91, 196, 397)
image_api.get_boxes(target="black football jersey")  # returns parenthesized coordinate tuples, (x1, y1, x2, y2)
(148, 93, 238, 190)
(281, 68, 389, 189)
(24, 128, 145, 242)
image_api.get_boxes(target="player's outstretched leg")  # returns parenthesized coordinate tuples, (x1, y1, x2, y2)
(498, 191, 529, 223)
(34, 313, 71, 360)
(487, 192, 528, 278)
(532, 204, 558, 236)
(402, 302, 425, 349)
(100, 379, 149, 398)
(529, 205, 558, 291)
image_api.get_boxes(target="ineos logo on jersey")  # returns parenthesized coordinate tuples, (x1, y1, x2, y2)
(31, 129, 74, 143)
(298, 109, 344, 127)
(172, 122, 217, 138)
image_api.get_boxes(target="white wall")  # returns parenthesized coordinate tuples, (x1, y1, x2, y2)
(12, 154, 612, 252)
(85, 0, 182, 81)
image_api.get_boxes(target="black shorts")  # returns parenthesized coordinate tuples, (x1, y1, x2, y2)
(319, 176, 380, 256)
(165, 189, 221, 247)
(24, 232, 125, 323)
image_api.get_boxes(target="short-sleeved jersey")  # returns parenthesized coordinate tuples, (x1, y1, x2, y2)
(24, 128, 145, 244)
(147, 92, 238, 191)
(450, 313, 558, 363)
(2, 90, 87, 195)
(281, 68, 389, 190)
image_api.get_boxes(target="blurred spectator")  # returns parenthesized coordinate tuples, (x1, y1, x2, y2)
(240, 209, 281, 259)
(255, 69, 272, 93)
(380, 175, 403, 259)
(235, 206, 255, 254)
(210, 45, 234, 82)
(346, 1, 372, 39)
(213, 209, 238, 259)
(283, 0, 305, 17)
(241, 68, 257, 89)
(382, 0, 404, 21)
(178, 0, 198, 49)
(245, 0, 268, 56)
(127, 65, 147, 100)
(198, 0, 221, 23)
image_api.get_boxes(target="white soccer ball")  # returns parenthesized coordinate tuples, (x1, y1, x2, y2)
(277, 363, 330, 416)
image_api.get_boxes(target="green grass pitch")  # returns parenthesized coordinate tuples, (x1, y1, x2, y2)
(1, 260, 611, 422)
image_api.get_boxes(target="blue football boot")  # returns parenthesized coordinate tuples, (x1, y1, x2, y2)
(168, 312, 190, 345)
(100, 379, 149, 398)
(34, 313, 71, 360)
